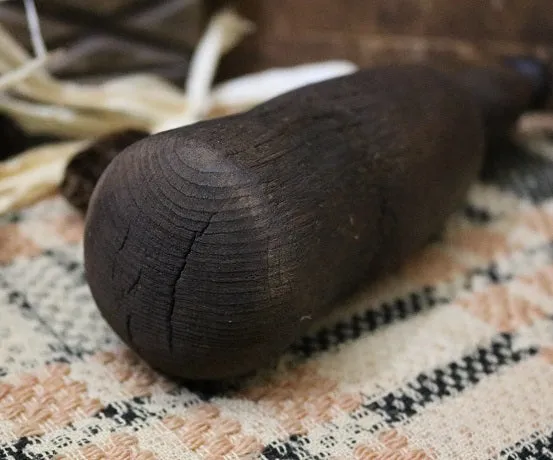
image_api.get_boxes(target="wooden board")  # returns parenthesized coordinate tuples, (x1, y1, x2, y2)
(206, 0, 553, 81)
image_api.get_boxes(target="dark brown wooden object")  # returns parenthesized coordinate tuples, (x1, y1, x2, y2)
(84, 63, 540, 381)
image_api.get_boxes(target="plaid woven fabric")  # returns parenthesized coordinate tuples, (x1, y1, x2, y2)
(1, 144, 553, 459)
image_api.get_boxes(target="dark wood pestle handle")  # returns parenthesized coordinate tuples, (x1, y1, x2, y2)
(83, 63, 542, 381)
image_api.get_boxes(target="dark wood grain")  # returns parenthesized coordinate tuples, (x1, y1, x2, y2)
(83, 63, 541, 381)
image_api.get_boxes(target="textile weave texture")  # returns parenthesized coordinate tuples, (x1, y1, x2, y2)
(1, 144, 553, 459)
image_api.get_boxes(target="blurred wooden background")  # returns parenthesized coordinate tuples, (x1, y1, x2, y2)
(0, 0, 201, 83)
(207, 0, 553, 79)
(0, 0, 552, 83)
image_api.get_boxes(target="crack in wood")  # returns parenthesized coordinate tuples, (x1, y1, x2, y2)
(167, 214, 214, 354)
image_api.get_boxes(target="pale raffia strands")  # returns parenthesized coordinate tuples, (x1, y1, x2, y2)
(2, 136, 553, 458)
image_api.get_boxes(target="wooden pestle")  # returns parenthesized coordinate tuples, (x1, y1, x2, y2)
(84, 62, 547, 381)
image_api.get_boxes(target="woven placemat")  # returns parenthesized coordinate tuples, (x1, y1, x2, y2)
(1, 143, 553, 459)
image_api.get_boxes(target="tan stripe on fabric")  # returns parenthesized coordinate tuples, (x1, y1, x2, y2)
(48, 214, 85, 245)
(16, 197, 85, 250)
(161, 403, 264, 458)
(457, 260, 553, 332)
(60, 349, 180, 408)
(0, 363, 102, 440)
(276, 409, 384, 459)
(353, 429, 435, 460)
(239, 362, 364, 438)
(446, 226, 509, 263)
(458, 284, 546, 332)
(517, 264, 553, 314)
(516, 202, 553, 241)
(54, 433, 157, 460)
(0, 224, 40, 264)
(117, 422, 203, 460)
(541, 348, 553, 364)
(94, 349, 177, 398)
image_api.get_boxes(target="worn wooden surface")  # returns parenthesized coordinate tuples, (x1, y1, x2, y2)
(206, 0, 553, 80)
(83, 61, 542, 379)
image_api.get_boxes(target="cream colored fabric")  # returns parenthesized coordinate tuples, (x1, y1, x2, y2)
(1, 180, 553, 459)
